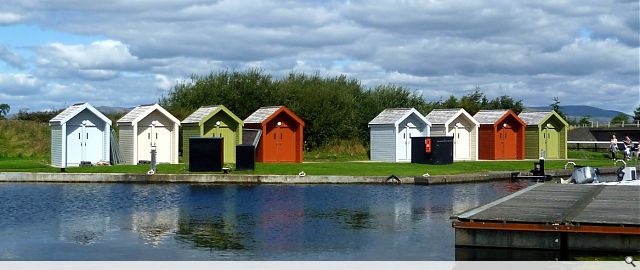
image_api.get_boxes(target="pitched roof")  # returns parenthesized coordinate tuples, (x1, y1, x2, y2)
(182, 105, 219, 124)
(117, 103, 180, 125)
(518, 111, 552, 125)
(519, 110, 569, 127)
(368, 108, 431, 126)
(426, 108, 480, 127)
(473, 110, 510, 124)
(244, 106, 281, 124)
(425, 109, 463, 124)
(49, 102, 112, 125)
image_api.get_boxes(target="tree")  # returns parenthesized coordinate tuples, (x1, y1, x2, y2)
(611, 113, 629, 124)
(551, 97, 568, 121)
(634, 105, 640, 122)
(0, 103, 9, 119)
(575, 115, 591, 126)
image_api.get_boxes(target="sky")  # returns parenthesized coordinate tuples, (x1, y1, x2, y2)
(0, 0, 638, 114)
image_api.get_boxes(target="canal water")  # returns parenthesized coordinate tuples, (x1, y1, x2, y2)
(0, 181, 532, 260)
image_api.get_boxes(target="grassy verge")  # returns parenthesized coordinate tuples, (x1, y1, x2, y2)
(305, 139, 369, 161)
(0, 153, 619, 177)
(0, 120, 50, 159)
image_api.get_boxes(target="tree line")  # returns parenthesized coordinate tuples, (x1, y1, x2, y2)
(159, 69, 525, 149)
(5, 69, 637, 149)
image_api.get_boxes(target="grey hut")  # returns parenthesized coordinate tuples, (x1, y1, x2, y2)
(426, 108, 479, 161)
(368, 108, 431, 162)
(49, 102, 112, 167)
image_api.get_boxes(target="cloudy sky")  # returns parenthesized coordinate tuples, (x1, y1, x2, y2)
(0, 0, 638, 114)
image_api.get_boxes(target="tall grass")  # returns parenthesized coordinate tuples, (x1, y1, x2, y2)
(306, 139, 368, 161)
(0, 120, 50, 159)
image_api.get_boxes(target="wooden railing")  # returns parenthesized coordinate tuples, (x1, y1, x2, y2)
(568, 141, 639, 151)
(570, 121, 640, 129)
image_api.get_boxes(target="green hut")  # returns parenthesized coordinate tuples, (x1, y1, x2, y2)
(519, 111, 569, 159)
(181, 105, 243, 163)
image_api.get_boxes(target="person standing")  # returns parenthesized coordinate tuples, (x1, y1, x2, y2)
(610, 134, 618, 160)
(623, 136, 632, 160)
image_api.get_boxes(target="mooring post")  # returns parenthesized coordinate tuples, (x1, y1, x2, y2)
(149, 145, 157, 174)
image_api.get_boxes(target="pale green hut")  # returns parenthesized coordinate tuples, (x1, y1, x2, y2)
(181, 105, 243, 163)
(519, 111, 569, 159)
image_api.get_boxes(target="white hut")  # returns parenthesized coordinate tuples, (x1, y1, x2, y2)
(368, 108, 431, 162)
(117, 104, 180, 164)
(425, 108, 479, 161)
(49, 103, 112, 167)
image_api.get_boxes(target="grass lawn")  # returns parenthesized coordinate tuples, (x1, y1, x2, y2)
(0, 152, 620, 177)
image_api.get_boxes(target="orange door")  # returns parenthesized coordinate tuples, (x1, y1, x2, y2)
(498, 124, 518, 159)
(266, 121, 296, 162)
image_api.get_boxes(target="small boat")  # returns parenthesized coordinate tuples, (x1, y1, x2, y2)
(561, 160, 640, 185)
(562, 162, 599, 184)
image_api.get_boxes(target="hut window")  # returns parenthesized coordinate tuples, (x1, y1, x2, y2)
(86, 133, 88, 139)
(156, 133, 158, 139)
(78, 133, 81, 139)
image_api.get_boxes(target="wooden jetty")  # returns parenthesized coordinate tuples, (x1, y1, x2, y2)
(452, 183, 640, 252)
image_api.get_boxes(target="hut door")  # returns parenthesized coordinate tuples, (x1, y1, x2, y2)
(454, 123, 470, 160)
(273, 121, 296, 162)
(66, 121, 101, 165)
(155, 125, 171, 163)
(399, 123, 418, 161)
(498, 123, 517, 159)
(543, 124, 559, 159)
(83, 121, 102, 163)
(138, 122, 170, 163)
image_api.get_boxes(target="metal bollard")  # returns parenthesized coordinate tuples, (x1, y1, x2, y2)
(148, 145, 157, 175)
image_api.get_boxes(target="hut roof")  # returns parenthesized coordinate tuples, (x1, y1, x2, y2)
(49, 102, 112, 125)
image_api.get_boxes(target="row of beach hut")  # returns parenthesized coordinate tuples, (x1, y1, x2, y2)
(368, 108, 568, 162)
(49, 103, 567, 168)
(50, 103, 304, 168)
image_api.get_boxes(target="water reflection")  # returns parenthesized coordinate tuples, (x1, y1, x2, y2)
(175, 217, 247, 250)
(59, 185, 111, 245)
(130, 185, 181, 247)
(256, 186, 305, 252)
(0, 181, 532, 260)
(175, 185, 252, 251)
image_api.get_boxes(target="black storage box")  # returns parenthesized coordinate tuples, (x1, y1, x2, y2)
(411, 136, 454, 165)
(189, 137, 223, 172)
(235, 144, 256, 171)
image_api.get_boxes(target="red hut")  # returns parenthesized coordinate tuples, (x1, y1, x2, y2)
(244, 106, 305, 163)
(473, 110, 526, 160)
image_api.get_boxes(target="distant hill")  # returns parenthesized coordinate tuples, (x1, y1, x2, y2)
(96, 106, 132, 114)
(526, 105, 632, 123)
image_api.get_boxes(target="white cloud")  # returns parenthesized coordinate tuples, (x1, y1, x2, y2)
(0, 0, 635, 113)
(0, 73, 41, 95)
(35, 40, 150, 80)
(0, 44, 25, 69)
(0, 12, 23, 24)
(154, 74, 175, 90)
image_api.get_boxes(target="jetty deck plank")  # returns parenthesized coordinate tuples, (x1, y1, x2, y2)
(455, 184, 640, 226)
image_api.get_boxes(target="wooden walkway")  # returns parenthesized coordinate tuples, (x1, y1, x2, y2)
(452, 183, 640, 252)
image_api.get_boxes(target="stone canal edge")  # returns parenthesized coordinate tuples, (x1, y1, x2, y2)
(0, 167, 620, 185)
